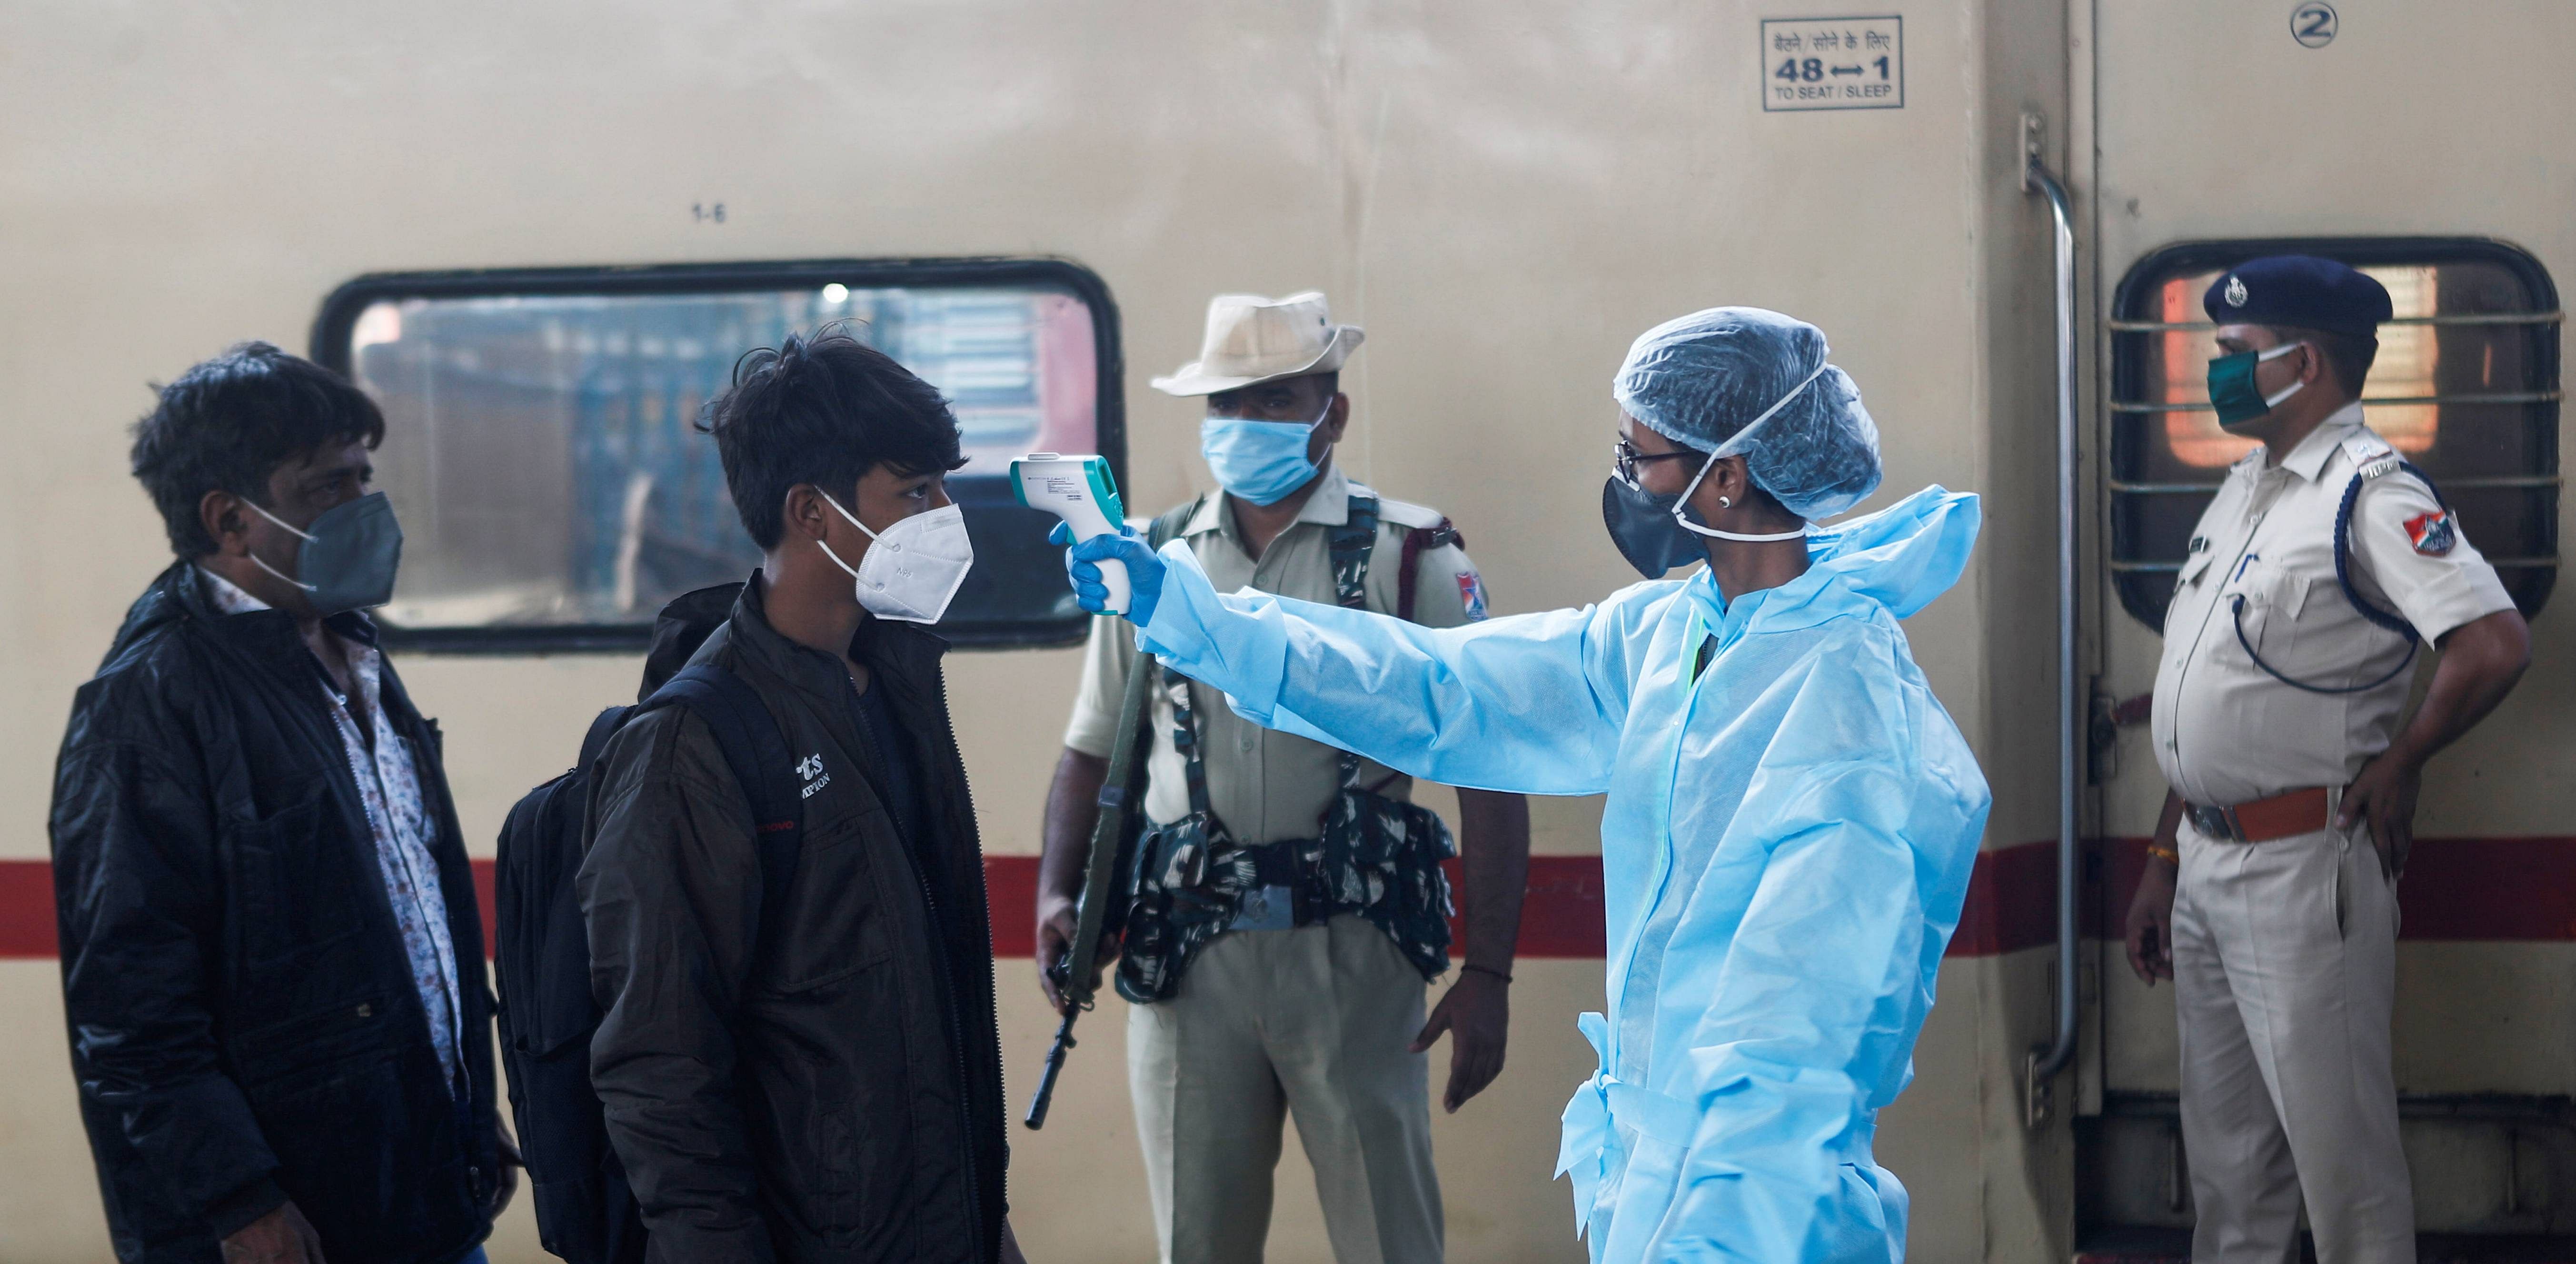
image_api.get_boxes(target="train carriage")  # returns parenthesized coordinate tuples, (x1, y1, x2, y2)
(2, 2, 2566, 1260)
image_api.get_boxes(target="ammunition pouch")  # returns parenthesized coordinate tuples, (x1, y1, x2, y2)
(1112, 491, 1458, 1003)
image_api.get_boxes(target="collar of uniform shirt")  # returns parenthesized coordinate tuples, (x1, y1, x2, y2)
(2265, 400, 2367, 484)
(1190, 461, 1357, 543)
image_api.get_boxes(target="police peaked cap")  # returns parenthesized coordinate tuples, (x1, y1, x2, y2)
(2203, 255, 2393, 338)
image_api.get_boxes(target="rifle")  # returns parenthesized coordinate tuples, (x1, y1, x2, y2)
(1024, 646, 1157, 1129)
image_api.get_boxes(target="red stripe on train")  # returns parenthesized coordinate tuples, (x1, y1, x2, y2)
(4, 837, 2572, 961)
(973, 855, 1614, 960)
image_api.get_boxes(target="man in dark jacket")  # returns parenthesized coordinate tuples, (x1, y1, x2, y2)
(50, 343, 510, 1264)
(578, 326, 1026, 1264)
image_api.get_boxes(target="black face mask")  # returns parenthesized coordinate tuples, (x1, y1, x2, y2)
(1601, 476, 1702, 578)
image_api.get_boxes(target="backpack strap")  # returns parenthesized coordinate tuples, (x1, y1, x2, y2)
(1325, 496, 1384, 792)
(576, 705, 634, 772)
(1161, 659, 1216, 821)
(1329, 495, 1381, 611)
(1395, 519, 1463, 624)
(641, 664, 804, 947)
(1128, 496, 1203, 802)
(1136, 494, 1208, 774)
(1087, 496, 1194, 830)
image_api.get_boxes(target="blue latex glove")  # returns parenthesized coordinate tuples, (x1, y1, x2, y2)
(1049, 521, 1167, 625)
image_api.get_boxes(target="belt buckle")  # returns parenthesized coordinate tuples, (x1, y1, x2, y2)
(1227, 883, 1297, 933)
(2188, 804, 2239, 842)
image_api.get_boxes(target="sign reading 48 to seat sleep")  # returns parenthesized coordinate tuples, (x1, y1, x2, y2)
(1761, 16, 1903, 111)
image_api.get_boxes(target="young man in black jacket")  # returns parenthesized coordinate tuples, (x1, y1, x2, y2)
(50, 344, 510, 1264)
(578, 327, 1026, 1264)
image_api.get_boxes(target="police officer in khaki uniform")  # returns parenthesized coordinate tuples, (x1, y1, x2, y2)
(1035, 292, 1532, 1264)
(2123, 257, 2533, 1264)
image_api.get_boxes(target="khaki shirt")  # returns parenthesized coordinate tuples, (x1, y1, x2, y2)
(1063, 465, 1490, 842)
(2151, 403, 2515, 807)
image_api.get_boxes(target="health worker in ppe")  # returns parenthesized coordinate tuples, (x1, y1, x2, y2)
(1055, 307, 1992, 1263)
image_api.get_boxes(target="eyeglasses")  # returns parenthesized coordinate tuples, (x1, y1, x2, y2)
(1613, 437, 1701, 488)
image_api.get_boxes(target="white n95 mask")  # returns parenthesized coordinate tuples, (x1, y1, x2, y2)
(816, 492, 975, 624)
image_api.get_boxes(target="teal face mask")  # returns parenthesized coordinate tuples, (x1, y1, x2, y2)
(1200, 398, 1331, 506)
(2206, 341, 2308, 430)
(248, 492, 405, 614)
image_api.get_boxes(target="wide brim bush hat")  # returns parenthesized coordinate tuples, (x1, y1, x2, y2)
(1151, 290, 1365, 397)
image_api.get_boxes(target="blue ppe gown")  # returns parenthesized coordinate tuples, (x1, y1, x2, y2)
(1125, 485, 1992, 1263)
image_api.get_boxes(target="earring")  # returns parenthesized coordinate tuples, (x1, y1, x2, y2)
(1718, 496, 1733, 509)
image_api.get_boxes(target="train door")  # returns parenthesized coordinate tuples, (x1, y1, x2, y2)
(2080, 2, 2573, 1256)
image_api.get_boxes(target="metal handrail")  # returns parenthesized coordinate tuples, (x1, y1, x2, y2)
(2023, 145, 2081, 1104)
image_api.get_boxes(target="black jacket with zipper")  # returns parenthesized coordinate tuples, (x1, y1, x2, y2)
(49, 562, 501, 1264)
(577, 576, 1008, 1264)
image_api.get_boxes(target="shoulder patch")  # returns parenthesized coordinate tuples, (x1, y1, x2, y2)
(1455, 571, 1490, 621)
(2403, 508, 2457, 556)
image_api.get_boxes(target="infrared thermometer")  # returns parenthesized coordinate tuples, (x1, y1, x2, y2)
(1010, 453, 1132, 615)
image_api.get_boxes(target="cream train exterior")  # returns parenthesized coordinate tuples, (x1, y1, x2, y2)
(1, 2, 2568, 1261)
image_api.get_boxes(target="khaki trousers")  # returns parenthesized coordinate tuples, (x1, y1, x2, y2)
(1126, 915, 1442, 1264)
(2173, 812, 2414, 1264)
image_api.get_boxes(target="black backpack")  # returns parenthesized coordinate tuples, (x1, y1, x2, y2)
(493, 658, 804, 1264)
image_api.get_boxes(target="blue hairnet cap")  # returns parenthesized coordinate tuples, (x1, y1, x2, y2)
(2203, 256, 2392, 338)
(1613, 307, 1883, 521)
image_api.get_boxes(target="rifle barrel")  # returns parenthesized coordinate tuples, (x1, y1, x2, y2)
(1023, 1006, 1079, 1129)
(1023, 655, 1152, 1130)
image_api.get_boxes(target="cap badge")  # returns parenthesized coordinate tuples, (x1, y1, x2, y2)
(2224, 275, 2249, 308)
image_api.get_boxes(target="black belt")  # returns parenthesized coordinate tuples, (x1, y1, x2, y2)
(1253, 837, 1313, 887)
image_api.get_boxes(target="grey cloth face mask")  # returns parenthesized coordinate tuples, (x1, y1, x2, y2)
(248, 492, 405, 614)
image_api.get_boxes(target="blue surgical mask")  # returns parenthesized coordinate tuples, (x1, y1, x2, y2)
(247, 491, 405, 614)
(1200, 398, 1331, 506)
(2206, 341, 2308, 430)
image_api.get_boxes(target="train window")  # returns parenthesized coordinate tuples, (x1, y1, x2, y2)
(2108, 239, 2560, 627)
(312, 260, 1122, 651)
